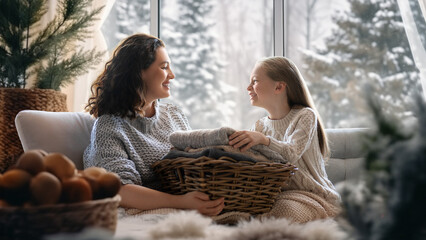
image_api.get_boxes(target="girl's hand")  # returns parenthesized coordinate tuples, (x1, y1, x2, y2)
(180, 191, 225, 216)
(228, 130, 269, 152)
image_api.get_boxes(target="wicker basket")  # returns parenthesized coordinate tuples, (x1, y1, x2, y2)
(0, 195, 121, 240)
(0, 88, 68, 173)
(152, 156, 297, 215)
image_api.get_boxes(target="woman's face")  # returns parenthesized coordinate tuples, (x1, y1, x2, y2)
(247, 63, 278, 108)
(142, 47, 175, 102)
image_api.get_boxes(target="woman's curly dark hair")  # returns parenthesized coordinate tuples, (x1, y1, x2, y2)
(86, 33, 165, 118)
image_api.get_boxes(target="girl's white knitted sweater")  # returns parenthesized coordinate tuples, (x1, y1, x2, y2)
(253, 105, 341, 206)
(83, 102, 191, 190)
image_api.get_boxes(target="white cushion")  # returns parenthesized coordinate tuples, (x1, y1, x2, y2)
(326, 128, 368, 159)
(326, 157, 364, 184)
(325, 128, 368, 184)
(15, 110, 95, 169)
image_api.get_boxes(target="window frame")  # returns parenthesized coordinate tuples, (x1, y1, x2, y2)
(150, 0, 286, 56)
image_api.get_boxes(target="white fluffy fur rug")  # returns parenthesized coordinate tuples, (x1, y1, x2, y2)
(115, 210, 348, 240)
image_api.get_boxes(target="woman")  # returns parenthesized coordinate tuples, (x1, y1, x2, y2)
(229, 56, 340, 222)
(84, 33, 224, 216)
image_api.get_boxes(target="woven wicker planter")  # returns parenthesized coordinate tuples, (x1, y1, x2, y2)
(0, 88, 68, 172)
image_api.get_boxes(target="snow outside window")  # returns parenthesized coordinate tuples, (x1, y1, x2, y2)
(160, 0, 273, 130)
(102, 0, 151, 52)
(101, 0, 425, 129)
(292, 0, 425, 128)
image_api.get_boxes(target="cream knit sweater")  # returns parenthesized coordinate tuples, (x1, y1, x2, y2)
(253, 105, 340, 206)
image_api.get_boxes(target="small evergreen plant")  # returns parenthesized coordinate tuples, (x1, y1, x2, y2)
(0, 0, 104, 90)
(339, 87, 426, 240)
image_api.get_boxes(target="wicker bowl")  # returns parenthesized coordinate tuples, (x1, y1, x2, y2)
(152, 156, 297, 215)
(0, 195, 121, 240)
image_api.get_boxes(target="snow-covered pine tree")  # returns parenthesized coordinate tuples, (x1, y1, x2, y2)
(162, 0, 232, 129)
(115, 0, 149, 40)
(301, 0, 425, 128)
(102, 0, 150, 51)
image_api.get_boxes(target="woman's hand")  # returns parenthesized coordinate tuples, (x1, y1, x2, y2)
(179, 191, 225, 216)
(119, 185, 223, 215)
(228, 130, 269, 152)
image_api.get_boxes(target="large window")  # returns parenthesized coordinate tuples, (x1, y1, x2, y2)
(287, 0, 425, 128)
(101, 0, 425, 129)
(160, 0, 273, 129)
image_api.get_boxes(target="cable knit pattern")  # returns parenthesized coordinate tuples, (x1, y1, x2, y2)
(259, 190, 340, 223)
(83, 102, 191, 190)
(253, 105, 341, 220)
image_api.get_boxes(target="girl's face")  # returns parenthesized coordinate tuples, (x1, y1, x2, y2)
(247, 63, 280, 108)
(142, 47, 175, 103)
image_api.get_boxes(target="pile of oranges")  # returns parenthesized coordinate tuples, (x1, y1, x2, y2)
(0, 150, 121, 207)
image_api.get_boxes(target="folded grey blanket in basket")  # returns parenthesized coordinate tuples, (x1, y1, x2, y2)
(162, 148, 257, 163)
(169, 127, 286, 163)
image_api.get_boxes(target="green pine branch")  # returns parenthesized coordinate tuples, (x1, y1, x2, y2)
(35, 42, 103, 91)
(0, 0, 104, 89)
(0, 0, 43, 87)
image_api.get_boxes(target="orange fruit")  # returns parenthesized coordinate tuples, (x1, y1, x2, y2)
(2, 169, 32, 205)
(61, 176, 92, 203)
(44, 153, 76, 181)
(82, 167, 108, 199)
(2, 169, 32, 190)
(83, 167, 107, 179)
(16, 150, 45, 175)
(30, 172, 62, 205)
(37, 149, 48, 157)
(0, 199, 10, 208)
(81, 174, 100, 199)
(97, 172, 121, 199)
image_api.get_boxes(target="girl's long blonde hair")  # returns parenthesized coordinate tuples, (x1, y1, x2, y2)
(258, 56, 330, 158)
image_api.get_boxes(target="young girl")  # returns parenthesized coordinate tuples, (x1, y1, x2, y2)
(83, 33, 224, 216)
(228, 56, 340, 223)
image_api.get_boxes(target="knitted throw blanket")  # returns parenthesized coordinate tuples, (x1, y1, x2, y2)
(162, 148, 257, 163)
(169, 127, 286, 163)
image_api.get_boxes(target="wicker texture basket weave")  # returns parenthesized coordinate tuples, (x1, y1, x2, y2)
(0, 195, 120, 240)
(0, 88, 68, 173)
(152, 156, 297, 215)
